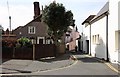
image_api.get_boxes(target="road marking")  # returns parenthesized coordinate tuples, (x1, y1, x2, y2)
(105, 63, 120, 73)
(0, 55, 78, 76)
(85, 54, 120, 74)
(35, 55, 78, 73)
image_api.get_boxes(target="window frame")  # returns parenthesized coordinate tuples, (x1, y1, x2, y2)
(28, 26, 36, 34)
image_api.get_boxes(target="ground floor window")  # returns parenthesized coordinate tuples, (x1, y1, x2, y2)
(115, 31, 120, 50)
(46, 39, 53, 44)
(92, 34, 100, 44)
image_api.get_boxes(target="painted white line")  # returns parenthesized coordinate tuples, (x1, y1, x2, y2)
(0, 55, 78, 76)
(35, 55, 78, 73)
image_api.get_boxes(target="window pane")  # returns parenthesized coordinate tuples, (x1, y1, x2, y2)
(95, 35, 96, 44)
(92, 35, 94, 44)
(115, 31, 118, 50)
(28, 26, 35, 34)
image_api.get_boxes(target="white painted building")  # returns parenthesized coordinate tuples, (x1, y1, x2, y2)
(82, 0, 120, 64)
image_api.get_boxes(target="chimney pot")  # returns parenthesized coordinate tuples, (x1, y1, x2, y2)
(34, 2, 40, 19)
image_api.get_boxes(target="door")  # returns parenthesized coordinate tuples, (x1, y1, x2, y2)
(78, 40, 81, 51)
(39, 39, 43, 44)
(86, 40, 89, 54)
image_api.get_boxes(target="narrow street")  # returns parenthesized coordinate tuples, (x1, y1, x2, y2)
(26, 52, 119, 76)
(1, 52, 119, 77)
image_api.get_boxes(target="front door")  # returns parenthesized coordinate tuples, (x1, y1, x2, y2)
(37, 37, 44, 44)
(86, 40, 89, 54)
(39, 39, 43, 44)
(78, 40, 81, 51)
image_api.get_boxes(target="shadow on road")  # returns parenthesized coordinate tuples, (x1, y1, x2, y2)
(77, 57, 103, 63)
(39, 53, 71, 63)
(71, 51, 104, 63)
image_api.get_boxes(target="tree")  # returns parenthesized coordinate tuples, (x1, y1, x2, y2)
(42, 1, 74, 45)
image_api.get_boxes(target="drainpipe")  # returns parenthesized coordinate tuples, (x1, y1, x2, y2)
(106, 12, 109, 62)
(89, 23, 91, 56)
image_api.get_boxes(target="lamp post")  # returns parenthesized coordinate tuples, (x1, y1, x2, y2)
(32, 39, 36, 60)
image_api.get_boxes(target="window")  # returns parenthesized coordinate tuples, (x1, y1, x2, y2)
(92, 34, 100, 44)
(28, 26, 35, 34)
(94, 35, 96, 44)
(96, 34, 100, 44)
(92, 35, 94, 44)
(115, 31, 120, 50)
(19, 32, 22, 34)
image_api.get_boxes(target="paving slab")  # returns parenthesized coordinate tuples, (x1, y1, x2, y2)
(0, 53, 75, 74)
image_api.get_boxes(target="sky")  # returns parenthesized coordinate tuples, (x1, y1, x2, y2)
(0, 0, 108, 33)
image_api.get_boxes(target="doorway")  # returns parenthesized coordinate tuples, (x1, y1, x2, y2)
(86, 40, 89, 54)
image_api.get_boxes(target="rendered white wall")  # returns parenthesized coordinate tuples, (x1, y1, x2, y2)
(108, 0, 119, 63)
(82, 0, 120, 63)
(83, 25, 90, 53)
(119, 1, 120, 30)
(91, 17, 107, 59)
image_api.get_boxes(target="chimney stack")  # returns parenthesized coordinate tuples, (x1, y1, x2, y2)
(34, 2, 40, 19)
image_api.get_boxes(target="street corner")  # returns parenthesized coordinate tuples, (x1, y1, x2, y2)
(0, 54, 78, 75)
(69, 55, 77, 61)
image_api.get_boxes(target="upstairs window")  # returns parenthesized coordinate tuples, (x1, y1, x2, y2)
(28, 26, 35, 34)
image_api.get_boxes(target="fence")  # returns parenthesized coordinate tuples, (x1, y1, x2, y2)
(2, 44, 56, 60)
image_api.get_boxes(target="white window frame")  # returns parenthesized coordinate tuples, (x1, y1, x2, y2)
(28, 26, 36, 34)
(37, 37, 45, 44)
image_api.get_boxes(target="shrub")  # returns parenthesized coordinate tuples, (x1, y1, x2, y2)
(2, 39, 16, 48)
(17, 37, 32, 47)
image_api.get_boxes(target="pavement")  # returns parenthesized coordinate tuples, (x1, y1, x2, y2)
(83, 53, 120, 75)
(29, 52, 119, 75)
(0, 51, 120, 75)
(0, 52, 75, 74)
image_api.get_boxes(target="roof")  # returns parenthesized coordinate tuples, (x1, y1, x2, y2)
(82, 15, 95, 25)
(82, 2, 109, 25)
(13, 14, 42, 31)
(91, 2, 109, 22)
(13, 26, 23, 31)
